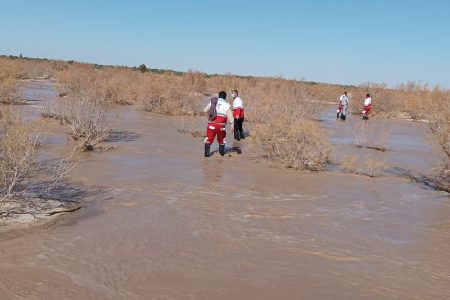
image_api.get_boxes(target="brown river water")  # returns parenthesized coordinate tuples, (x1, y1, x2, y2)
(0, 80, 449, 299)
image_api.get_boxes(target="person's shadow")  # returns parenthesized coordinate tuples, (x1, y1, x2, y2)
(209, 137, 243, 156)
(227, 146, 242, 154)
(210, 145, 242, 156)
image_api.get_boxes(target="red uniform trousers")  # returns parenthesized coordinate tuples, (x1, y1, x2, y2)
(205, 123, 226, 145)
(363, 104, 372, 116)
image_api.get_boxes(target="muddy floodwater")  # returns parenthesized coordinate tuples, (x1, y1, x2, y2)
(1, 81, 449, 299)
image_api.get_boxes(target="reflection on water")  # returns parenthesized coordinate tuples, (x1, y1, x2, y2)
(202, 159, 225, 187)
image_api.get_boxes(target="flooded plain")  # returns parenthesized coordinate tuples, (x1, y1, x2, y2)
(0, 81, 449, 299)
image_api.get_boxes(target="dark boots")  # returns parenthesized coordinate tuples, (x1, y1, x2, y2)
(204, 143, 211, 157)
(234, 118, 245, 140)
(219, 144, 225, 156)
(340, 114, 346, 121)
(337, 112, 340, 119)
(205, 144, 225, 157)
(234, 118, 241, 141)
(239, 129, 245, 139)
(234, 130, 242, 141)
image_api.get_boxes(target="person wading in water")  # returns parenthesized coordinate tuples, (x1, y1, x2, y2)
(231, 89, 245, 140)
(362, 93, 372, 120)
(203, 91, 234, 157)
(337, 91, 349, 121)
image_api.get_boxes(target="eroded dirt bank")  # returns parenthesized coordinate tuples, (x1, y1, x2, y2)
(0, 81, 449, 299)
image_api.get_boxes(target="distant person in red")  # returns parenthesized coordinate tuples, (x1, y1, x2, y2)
(203, 91, 234, 157)
(231, 89, 245, 140)
(362, 93, 372, 120)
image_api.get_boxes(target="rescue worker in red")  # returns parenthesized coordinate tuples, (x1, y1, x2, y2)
(203, 91, 234, 157)
(231, 89, 245, 140)
(337, 91, 349, 120)
(362, 93, 372, 120)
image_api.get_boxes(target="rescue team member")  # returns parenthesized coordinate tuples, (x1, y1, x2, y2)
(337, 91, 349, 121)
(203, 91, 234, 157)
(362, 93, 372, 120)
(231, 89, 245, 140)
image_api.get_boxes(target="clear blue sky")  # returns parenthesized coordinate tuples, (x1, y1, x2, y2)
(1, 0, 449, 87)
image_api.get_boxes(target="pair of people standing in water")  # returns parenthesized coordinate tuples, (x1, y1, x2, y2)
(203, 90, 245, 157)
(337, 91, 372, 121)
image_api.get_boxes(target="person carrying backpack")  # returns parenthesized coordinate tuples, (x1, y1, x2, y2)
(203, 91, 234, 157)
(231, 89, 245, 140)
(337, 91, 349, 121)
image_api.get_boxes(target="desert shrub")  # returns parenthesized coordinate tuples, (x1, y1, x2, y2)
(137, 73, 200, 115)
(0, 111, 76, 222)
(56, 65, 204, 110)
(255, 119, 331, 170)
(206, 74, 242, 93)
(0, 56, 62, 80)
(422, 88, 450, 191)
(0, 57, 27, 79)
(182, 70, 206, 95)
(392, 81, 430, 119)
(352, 121, 390, 151)
(56, 64, 97, 97)
(363, 156, 389, 177)
(306, 83, 342, 103)
(43, 92, 112, 151)
(138, 75, 181, 114)
(341, 153, 388, 177)
(0, 114, 40, 196)
(27, 63, 55, 79)
(0, 59, 22, 103)
(0, 77, 21, 103)
(0, 111, 74, 200)
(175, 116, 205, 137)
(248, 79, 321, 123)
(424, 88, 450, 157)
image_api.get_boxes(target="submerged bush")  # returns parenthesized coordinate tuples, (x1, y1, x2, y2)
(0, 111, 74, 200)
(256, 119, 331, 170)
(43, 70, 113, 151)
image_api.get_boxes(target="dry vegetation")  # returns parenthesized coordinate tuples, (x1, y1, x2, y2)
(352, 121, 390, 151)
(56, 64, 206, 113)
(0, 109, 75, 221)
(341, 153, 389, 177)
(175, 116, 205, 137)
(42, 72, 114, 151)
(0, 112, 40, 197)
